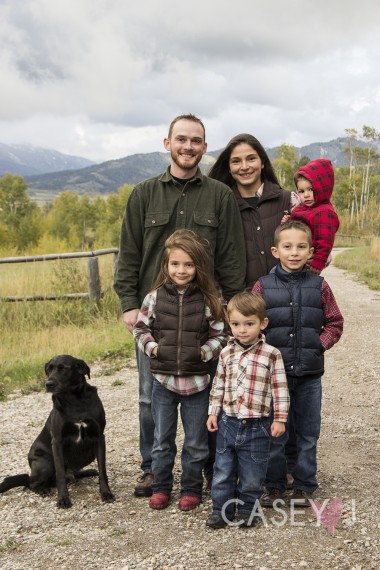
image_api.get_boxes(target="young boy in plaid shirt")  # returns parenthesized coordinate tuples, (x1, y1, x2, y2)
(206, 291, 289, 529)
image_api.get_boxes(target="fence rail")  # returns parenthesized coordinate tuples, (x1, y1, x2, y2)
(0, 248, 119, 303)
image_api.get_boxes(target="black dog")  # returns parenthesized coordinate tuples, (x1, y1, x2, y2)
(0, 355, 115, 508)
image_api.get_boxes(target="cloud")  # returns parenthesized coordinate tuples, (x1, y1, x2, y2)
(0, 0, 379, 161)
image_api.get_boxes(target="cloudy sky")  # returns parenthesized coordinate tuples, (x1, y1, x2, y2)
(0, 0, 379, 163)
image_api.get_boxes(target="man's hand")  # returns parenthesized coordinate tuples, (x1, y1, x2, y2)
(122, 309, 140, 333)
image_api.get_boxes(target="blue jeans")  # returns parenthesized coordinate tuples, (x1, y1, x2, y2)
(151, 379, 209, 497)
(135, 346, 155, 473)
(212, 413, 271, 519)
(265, 376, 322, 493)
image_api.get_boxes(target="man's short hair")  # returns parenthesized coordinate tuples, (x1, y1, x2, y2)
(168, 114, 206, 140)
(227, 291, 266, 322)
(274, 220, 313, 247)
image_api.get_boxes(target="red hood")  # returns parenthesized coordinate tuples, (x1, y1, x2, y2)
(295, 159, 334, 206)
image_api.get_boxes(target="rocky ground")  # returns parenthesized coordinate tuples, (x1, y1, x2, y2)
(1, 250, 379, 570)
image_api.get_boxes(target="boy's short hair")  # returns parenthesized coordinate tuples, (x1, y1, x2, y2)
(274, 220, 313, 247)
(227, 291, 266, 322)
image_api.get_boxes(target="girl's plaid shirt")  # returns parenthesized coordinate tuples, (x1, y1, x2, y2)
(208, 335, 289, 422)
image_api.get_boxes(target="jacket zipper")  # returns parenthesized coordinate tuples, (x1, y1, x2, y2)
(176, 294, 183, 376)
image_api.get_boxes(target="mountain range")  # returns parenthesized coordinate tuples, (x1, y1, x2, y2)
(0, 137, 374, 201)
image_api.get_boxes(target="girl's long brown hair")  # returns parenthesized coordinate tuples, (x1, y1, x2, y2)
(152, 229, 225, 322)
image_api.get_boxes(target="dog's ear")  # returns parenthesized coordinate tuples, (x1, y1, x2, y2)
(44, 360, 52, 375)
(75, 359, 91, 379)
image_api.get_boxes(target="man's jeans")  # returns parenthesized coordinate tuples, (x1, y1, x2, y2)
(265, 376, 322, 493)
(151, 379, 209, 497)
(136, 347, 155, 473)
(212, 413, 271, 519)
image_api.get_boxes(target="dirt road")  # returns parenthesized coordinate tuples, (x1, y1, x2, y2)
(1, 250, 379, 569)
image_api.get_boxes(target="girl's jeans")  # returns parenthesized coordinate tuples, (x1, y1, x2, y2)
(151, 379, 209, 497)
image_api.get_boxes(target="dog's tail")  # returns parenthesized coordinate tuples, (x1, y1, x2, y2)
(75, 469, 99, 479)
(0, 474, 30, 493)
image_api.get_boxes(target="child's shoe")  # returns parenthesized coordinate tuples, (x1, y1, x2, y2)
(260, 487, 285, 507)
(205, 514, 227, 529)
(289, 489, 313, 507)
(149, 492, 170, 509)
(178, 495, 201, 511)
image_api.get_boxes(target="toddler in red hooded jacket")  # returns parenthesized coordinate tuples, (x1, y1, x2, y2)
(282, 159, 339, 274)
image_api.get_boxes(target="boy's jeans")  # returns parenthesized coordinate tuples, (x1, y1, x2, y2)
(151, 379, 209, 497)
(212, 413, 271, 519)
(265, 376, 322, 493)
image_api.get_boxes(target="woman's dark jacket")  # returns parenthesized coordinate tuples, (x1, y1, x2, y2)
(233, 181, 292, 287)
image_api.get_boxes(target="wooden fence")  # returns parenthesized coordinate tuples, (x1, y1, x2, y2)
(0, 248, 119, 303)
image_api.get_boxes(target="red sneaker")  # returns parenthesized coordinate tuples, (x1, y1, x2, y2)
(178, 495, 201, 511)
(149, 493, 170, 510)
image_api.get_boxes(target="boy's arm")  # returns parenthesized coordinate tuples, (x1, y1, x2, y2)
(320, 280, 344, 350)
(309, 209, 339, 272)
(132, 291, 158, 357)
(270, 350, 289, 424)
(208, 355, 227, 417)
(251, 280, 263, 295)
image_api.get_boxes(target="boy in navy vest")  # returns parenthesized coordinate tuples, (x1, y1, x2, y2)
(252, 220, 343, 506)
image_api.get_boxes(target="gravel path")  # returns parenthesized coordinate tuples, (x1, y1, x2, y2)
(1, 249, 380, 570)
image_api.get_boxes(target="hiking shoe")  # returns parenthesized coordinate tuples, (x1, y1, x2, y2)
(134, 473, 154, 497)
(178, 495, 201, 511)
(260, 488, 285, 507)
(289, 489, 313, 507)
(149, 492, 170, 509)
(206, 514, 227, 529)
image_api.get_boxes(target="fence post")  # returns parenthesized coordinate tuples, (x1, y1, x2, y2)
(87, 257, 101, 302)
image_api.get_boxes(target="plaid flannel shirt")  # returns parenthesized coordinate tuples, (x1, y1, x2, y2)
(208, 335, 289, 422)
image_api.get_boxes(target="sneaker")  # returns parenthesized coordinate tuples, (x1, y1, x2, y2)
(237, 514, 258, 528)
(260, 487, 285, 507)
(289, 489, 313, 507)
(149, 492, 170, 509)
(178, 495, 201, 511)
(134, 472, 154, 497)
(206, 514, 227, 529)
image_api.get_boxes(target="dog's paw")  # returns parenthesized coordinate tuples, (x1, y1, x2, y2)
(57, 495, 72, 509)
(101, 491, 115, 503)
(34, 486, 52, 497)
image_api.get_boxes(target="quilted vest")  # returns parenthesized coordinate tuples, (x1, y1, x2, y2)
(150, 283, 211, 376)
(259, 267, 324, 377)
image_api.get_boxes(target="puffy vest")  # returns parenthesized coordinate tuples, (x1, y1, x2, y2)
(150, 283, 211, 376)
(259, 267, 324, 377)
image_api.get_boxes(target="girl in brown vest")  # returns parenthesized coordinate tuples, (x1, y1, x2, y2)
(133, 229, 228, 511)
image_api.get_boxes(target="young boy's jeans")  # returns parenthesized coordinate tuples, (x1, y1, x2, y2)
(151, 379, 209, 497)
(265, 376, 322, 493)
(211, 413, 271, 520)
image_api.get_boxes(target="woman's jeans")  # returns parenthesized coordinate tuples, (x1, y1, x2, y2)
(265, 376, 322, 493)
(211, 413, 271, 519)
(151, 379, 209, 497)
